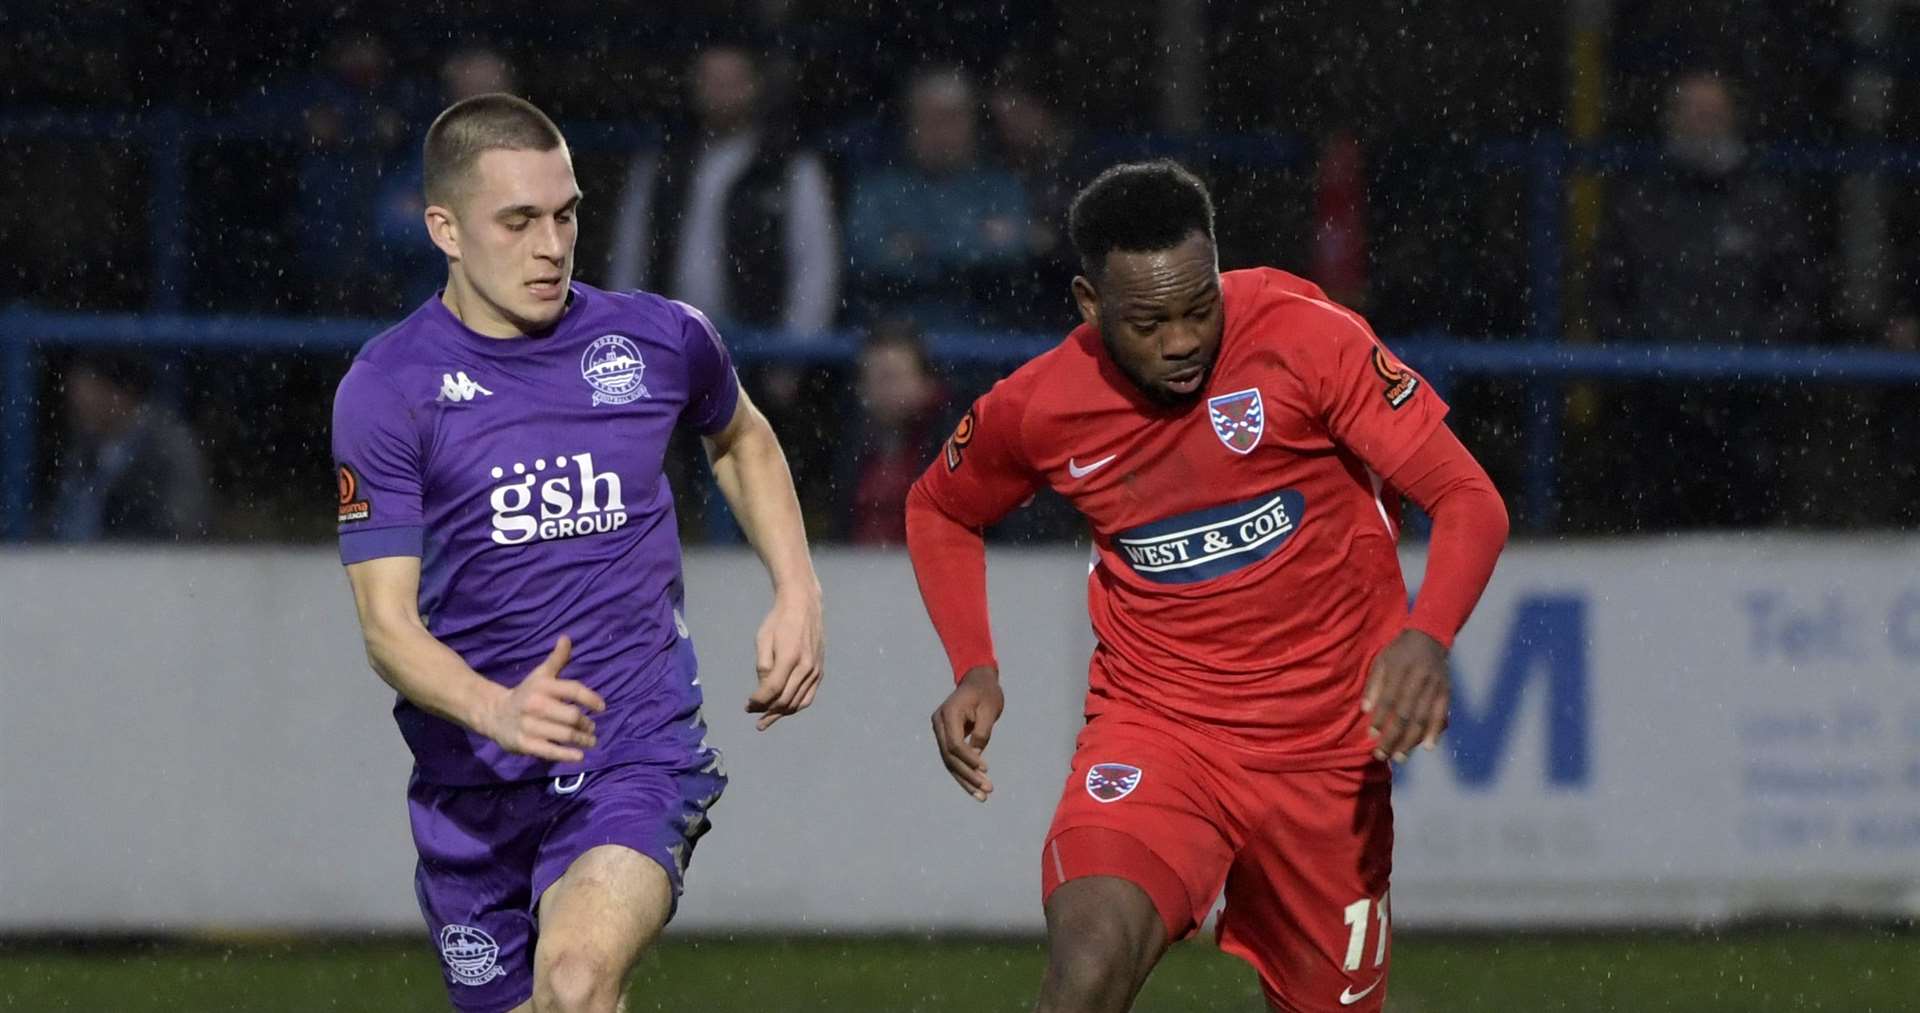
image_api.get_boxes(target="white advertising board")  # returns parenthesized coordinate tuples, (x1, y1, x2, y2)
(0, 536, 1914, 931)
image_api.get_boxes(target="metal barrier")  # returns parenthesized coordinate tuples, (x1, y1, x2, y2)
(15, 104, 1920, 329)
(0, 108, 1302, 317)
(8, 110, 1920, 537)
(7, 305, 1920, 540)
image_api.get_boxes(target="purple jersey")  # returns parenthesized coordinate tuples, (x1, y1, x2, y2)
(332, 283, 740, 785)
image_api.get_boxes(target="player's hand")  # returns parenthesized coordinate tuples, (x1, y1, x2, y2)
(483, 635, 606, 763)
(746, 587, 824, 731)
(1362, 629, 1450, 764)
(931, 666, 1004, 802)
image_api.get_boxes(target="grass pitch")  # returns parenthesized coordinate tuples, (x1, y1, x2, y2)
(0, 927, 1908, 1011)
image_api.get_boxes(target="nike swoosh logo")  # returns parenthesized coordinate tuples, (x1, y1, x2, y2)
(1339, 977, 1382, 1005)
(1067, 454, 1118, 479)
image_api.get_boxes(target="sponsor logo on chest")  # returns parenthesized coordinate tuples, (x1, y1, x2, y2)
(486, 452, 629, 546)
(1113, 487, 1306, 585)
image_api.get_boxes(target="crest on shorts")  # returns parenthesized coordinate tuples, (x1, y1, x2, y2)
(439, 924, 506, 987)
(1207, 388, 1264, 454)
(1086, 762, 1143, 803)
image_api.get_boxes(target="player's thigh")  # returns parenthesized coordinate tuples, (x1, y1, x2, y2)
(1217, 764, 1394, 1013)
(1041, 873, 1170, 1002)
(529, 759, 726, 999)
(536, 842, 674, 972)
(1042, 718, 1237, 943)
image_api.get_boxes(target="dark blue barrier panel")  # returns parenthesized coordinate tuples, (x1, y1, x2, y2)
(7, 306, 1920, 540)
(13, 113, 1920, 540)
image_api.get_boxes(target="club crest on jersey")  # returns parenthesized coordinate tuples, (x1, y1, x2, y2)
(1207, 388, 1264, 454)
(1086, 763, 1142, 803)
(582, 334, 649, 406)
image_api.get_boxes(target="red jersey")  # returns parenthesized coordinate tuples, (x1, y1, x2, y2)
(912, 268, 1449, 769)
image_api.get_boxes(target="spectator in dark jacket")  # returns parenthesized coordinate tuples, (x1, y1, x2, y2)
(46, 353, 208, 542)
(1596, 71, 1815, 347)
(607, 43, 839, 336)
(1584, 71, 1816, 530)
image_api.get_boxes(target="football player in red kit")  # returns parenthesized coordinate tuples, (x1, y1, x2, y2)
(904, 161, 1509, 1012)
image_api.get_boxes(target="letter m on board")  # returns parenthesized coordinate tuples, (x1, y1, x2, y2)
(1443, 594, 1589, 789)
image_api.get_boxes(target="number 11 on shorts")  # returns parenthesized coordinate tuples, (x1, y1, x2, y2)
(1341, 892, 1390, 972)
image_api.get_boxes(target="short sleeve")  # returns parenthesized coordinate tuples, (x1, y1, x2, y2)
(911, 377, 1042, 530)
(1305, 306, 1449, 479)
(332, 361, 426, 564)
(674, 301, 742, 436)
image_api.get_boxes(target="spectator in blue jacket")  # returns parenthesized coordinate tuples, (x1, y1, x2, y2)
(846, 65, 1032, 330)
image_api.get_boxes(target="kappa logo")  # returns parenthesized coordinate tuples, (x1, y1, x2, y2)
(1207, 388, 1265, 454)
(582, 334, 649, 406)
(437, 371, 493, 403)
(1085, 762, 1143, 803)
(438, 924, 505, 987)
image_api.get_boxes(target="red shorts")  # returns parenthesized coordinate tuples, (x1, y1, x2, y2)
(1040, 711, 1394, 1013)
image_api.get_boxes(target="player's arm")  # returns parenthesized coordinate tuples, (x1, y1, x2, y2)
(904, 385, 1041, 801)
(1367, 427, 1509, 762)
(1304, 309, 1509, 762)
(332, 362, 600, 762)
(671, 300, 822, 731)
(702, 385, 824, 731)
(344, 556, 604, 763)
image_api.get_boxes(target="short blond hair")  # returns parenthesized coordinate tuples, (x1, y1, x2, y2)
(422, 93, 564, 207)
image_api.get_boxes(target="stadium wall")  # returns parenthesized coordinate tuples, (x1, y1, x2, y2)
(2, 537, 1917, 932)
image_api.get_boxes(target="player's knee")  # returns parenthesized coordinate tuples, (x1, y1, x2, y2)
(1042, 939, 1138, 1010)
(1041, 907, 1154, 1009)
(534, 945, 620, 1013)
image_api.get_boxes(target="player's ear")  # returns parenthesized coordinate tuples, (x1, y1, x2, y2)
(1071, 274, 1101, 331)
(425, 203, 461, 261)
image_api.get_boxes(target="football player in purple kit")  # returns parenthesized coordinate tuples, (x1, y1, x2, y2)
(332, 94, 824, 1013)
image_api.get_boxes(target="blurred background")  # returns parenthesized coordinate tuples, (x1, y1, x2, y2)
(2, 0, 1918, 1010)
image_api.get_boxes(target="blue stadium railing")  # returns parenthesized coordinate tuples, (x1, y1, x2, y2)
(8, 110, 1920, 537)
(7, 304, 1920, 541)
(15, 104, 1920, 331)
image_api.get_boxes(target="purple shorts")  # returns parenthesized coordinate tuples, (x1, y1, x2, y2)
(406, 751, 726, 1013)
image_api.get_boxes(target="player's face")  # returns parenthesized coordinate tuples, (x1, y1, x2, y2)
(1074, 232, 1224, 405)
(432, 146, 581, 337)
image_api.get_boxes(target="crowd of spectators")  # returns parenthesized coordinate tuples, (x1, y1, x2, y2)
(9, 4, 1919, 541)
